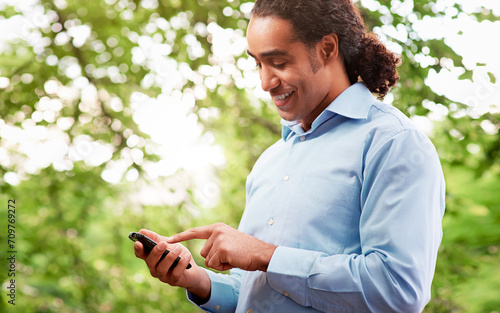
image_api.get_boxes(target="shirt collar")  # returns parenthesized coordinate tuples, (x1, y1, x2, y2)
(281, 82, 374, 141)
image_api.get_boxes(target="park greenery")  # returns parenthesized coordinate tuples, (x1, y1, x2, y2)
(0, 0, 499, 312)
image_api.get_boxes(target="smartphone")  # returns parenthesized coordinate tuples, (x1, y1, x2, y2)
(129, 232, 192, 270)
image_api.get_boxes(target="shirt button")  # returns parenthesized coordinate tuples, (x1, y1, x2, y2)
(268, 218, 274, 225)
(300, 136, 306, 141)
(215, 305, 221, 310)
(283, 175, 289, 181)
(284, 291, 290, 297)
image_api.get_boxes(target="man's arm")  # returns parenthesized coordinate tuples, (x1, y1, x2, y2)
(187, 268, 243, 312)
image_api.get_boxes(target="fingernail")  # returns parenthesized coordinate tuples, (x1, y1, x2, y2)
(166, 236, 174, 243)
(158, 241, 167, 250)
(172, 245, 182, 254)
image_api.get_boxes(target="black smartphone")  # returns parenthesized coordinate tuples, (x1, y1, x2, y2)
(129, 232, 192, 270)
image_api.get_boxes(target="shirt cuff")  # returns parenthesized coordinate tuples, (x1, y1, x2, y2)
(266, 246, 320, 307)
(187, 269, 239, 313)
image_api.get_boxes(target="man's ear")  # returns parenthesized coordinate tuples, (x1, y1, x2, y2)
(319, 33, 339, 62)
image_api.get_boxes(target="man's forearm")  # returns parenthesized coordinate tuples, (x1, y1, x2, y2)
(186, 269, 211, 302)
(257, 243, 278, 272)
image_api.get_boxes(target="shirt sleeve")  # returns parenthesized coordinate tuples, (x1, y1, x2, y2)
(187, 268, 243, 312)
(267, 129, 445, 313)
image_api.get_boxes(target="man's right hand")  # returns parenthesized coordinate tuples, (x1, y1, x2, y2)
(133, 229, 211, 300)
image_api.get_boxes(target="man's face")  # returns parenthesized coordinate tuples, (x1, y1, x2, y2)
(246, 16, 333, 130)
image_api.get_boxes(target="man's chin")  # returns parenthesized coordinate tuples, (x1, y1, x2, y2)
(276, 109, 298, 122)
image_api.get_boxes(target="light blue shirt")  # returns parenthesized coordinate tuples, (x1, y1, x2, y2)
(189, 83, 445, 313)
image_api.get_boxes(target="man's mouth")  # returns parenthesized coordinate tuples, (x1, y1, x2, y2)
(273, 91, 293, 101)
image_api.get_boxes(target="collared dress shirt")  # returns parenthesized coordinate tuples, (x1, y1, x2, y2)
(188, 82, 446, 313)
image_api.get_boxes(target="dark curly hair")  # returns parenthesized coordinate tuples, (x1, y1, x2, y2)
(251, 0, 401, 98)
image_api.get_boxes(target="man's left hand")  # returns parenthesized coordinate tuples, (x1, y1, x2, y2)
(168, 223, 277, 272)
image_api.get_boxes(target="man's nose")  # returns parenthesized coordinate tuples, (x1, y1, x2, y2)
(260, 67, 280, 92)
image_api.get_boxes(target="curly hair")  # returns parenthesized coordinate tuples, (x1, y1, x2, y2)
(251, 0, 401, 97)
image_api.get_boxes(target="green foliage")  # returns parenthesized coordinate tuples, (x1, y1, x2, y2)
(426, 166, 500, 313)
(0, 0, 499, 311)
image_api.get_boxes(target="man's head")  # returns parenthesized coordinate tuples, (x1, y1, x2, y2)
(250, 0, 400, 99)
(246, 15, 351, 130)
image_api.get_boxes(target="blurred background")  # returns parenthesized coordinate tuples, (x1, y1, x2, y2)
(0, 0, 499, 312)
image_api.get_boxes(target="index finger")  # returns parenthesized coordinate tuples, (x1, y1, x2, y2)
(167, 224, 219, 243)
(139, 229, 168, 243)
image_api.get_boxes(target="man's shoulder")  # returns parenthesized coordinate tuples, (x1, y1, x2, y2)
(354, 100, 435, 160)
(368, 100, 419, 133)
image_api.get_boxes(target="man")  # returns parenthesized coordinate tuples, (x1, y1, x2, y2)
(134, 0, 445, 312)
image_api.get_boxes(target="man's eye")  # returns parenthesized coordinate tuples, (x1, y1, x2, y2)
(255, 63, 261, 68)
(273, 63, 286, 69)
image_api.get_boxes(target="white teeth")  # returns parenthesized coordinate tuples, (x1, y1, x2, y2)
(274, 91, 293, 101)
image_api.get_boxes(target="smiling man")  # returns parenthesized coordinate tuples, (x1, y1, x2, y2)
(134, 1, 445, 312)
